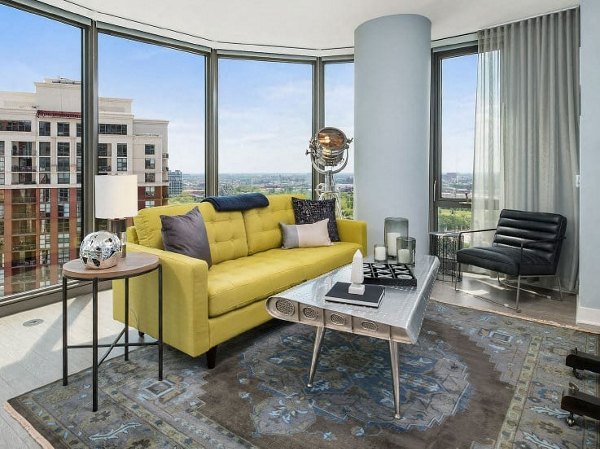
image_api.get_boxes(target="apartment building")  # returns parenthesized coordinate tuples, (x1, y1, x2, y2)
(0, 78, 169, 295)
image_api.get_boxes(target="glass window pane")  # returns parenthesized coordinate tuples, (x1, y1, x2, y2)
(99, 34, 206, 211)
(0, 4, 81, 298)
(218, 59, 312, 197)
(324, 62, 354, 218)
(440, 54, 477, 201)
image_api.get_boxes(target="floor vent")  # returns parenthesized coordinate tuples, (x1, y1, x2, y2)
(23, 319, 44, 327)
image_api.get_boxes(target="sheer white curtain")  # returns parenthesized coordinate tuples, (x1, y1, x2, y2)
(473, 8, 580, 291)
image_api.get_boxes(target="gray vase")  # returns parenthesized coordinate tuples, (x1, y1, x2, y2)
(80, 231, 122, 269)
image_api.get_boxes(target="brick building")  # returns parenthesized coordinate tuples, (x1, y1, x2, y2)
(0, 78, 169, 295)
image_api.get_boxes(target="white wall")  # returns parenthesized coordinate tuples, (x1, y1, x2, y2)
(354, 14, 431, 255)
(577, 0, 600, 325)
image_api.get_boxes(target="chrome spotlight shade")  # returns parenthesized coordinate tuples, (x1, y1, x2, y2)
(80, 231, 122, 269)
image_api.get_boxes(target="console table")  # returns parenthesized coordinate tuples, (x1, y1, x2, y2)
(62, 253, 163, 412)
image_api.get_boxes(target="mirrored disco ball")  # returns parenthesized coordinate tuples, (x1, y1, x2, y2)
(80, 231, 122, 269)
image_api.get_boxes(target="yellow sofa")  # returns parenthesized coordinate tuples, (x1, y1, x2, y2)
(113, 194, 367, 365)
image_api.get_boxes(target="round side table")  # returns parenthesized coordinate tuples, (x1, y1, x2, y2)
(62, 252, 163, 412)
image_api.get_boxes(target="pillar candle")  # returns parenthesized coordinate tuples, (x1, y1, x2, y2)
(374, 245, 387, 261)
(386, 232, 401, 256)
(397, 249, 412, 264)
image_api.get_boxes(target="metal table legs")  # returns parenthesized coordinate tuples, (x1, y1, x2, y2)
(306, 326, 325, 388)
(389, 340, 401, 419)
(306, 327, 403, 419)
(62, 266, 163, 412)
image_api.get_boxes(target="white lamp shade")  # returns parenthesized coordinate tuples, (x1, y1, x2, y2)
(95, 175, 139, 219)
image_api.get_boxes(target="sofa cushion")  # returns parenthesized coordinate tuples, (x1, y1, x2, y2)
(292, 197, 340, 241)
(200, 203, 249, 264)
(133, 202, 248, 264)
(160, 207, 212, 267)
(207, 241, 361, 317)
(243, 194, 295, 255)
(134, 203, 199, 249)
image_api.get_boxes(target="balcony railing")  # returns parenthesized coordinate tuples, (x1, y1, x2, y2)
(12, 196, 36, 204)
(11, 258, 37, 268)
(12, 244, 36, 252)
(11, 149, 35, 157)
(11, 166, 37, 172)
(12, 211, 37, 219)
(13, 227, 36, 235)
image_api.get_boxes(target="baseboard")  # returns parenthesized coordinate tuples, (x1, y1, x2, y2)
(576, 305, 600, 327)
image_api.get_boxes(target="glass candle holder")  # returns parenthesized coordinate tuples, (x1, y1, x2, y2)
(384, 217, 409, 258)
(396, 236, 416, 265)
(373, 244, 387, 262)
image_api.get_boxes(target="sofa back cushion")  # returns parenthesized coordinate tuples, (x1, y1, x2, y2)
(133, 202, 248, 264)
(243, 194, 295, 255)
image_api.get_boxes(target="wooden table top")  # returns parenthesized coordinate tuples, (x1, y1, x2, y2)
(62, 253, 160, 280)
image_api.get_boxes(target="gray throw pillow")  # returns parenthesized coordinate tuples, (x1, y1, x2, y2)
(160, 207, 212, 267)
(292, 197, 340, 242)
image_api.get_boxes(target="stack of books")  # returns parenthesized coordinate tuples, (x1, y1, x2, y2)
(325, 282, 385, 308)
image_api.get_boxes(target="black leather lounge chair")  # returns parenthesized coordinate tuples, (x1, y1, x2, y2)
(454, 209, 567, 312)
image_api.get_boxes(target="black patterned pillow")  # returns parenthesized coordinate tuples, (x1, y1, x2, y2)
(292, 198, 340, 242)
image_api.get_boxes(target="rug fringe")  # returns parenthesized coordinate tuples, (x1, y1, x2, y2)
(4, 401, 53, 449)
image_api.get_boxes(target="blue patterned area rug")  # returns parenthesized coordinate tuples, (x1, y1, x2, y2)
(6, 302, 600, 448)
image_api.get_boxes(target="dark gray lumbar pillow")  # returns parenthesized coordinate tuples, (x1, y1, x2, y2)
(160, 207, 212, 267)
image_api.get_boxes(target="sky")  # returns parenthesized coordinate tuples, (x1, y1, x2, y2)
(0, 4, 475, 176)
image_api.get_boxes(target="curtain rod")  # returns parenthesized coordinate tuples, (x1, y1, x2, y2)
(483, 4, 579, 30)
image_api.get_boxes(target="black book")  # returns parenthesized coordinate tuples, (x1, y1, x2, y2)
(324, 282, 385, 308)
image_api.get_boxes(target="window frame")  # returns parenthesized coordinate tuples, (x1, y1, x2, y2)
(430, 44, 478, 232)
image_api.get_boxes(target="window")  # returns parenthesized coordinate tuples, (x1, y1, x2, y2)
(99, 123, 127, 135)
(117, 143, 127, 157)
(58, 218, 69, 233)
(57, 173, 70, 184)
(57, 142, 70, 156)
(39, 121, 50, 136)
(39, 142, 50, 156)
(57, 122, 70, 137)
(99, 34, 205, 205)
(76, 123, 82, 137)
(39, 235, 50, 249)
(97, 143, 109, 157)
(0, 120, 31, 132)
(218, 59, 311, 197)
(432, 47, 478, 231)
(58, 188, 69, 202)
(58, 204, 69, 218)
(145, 200, 155, 208)
(117, 157, 127, 172)
(324, 62, 354, 218)
(145, 158, 155, 170)
(145, 186, 155, 197)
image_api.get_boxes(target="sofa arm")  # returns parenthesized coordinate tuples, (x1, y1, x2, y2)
(112, 242, 210, 357)
(337, 219, 368, 255)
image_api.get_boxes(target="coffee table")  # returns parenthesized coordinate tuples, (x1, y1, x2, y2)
(266, 254, 439, 419)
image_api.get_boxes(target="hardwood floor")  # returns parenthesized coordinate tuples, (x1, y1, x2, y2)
(0, 280, 597, 448)
(0, 291, 144, 448)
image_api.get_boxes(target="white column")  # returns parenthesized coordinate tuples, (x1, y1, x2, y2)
(578, 0, 600, 325)
(354, 14, 431, 256)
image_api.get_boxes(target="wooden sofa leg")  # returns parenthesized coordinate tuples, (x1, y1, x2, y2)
(207, 346, 218, 369)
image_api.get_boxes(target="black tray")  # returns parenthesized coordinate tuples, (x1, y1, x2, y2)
(362, 262, 417, 287)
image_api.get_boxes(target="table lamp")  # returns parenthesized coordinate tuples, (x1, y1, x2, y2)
(95, 174, 138, 254)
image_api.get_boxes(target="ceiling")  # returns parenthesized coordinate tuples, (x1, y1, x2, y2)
(43, 0, 579, 55)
